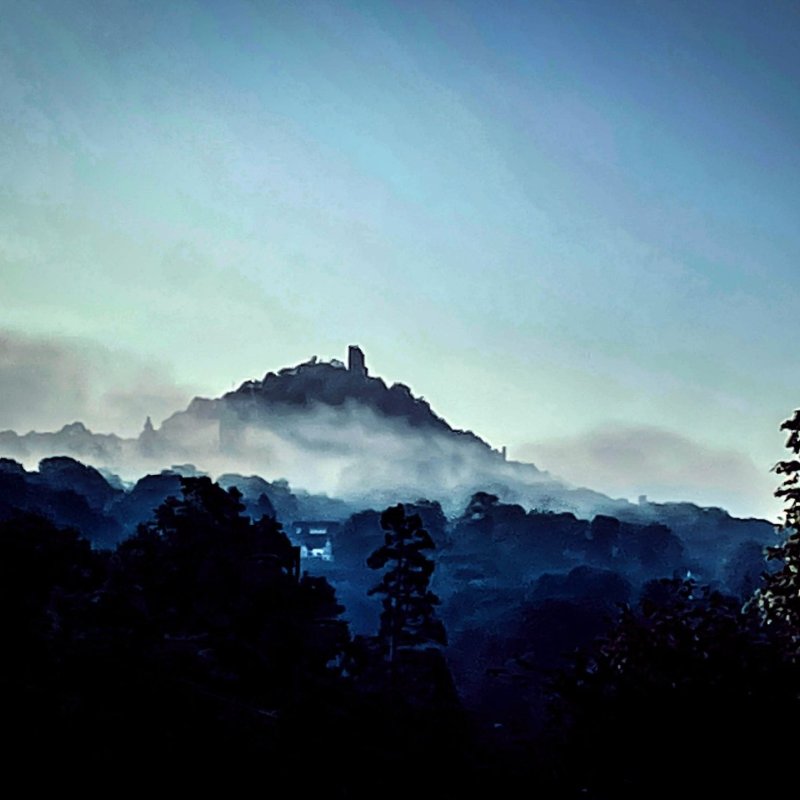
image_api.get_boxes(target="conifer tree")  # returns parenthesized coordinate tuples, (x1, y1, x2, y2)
(367, 504, 446, 663)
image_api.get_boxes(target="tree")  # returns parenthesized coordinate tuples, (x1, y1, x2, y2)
(545, 407, 800, 796)
(367, 504, 446, 664)
(108, 476, 348, 709)
(548, 578, 791, 795)
(752, 408, 800, 658)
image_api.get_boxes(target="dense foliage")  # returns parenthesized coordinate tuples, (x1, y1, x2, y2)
(752, 408, 800, 658)
(1, 479, 353, 779)
(0, 479, 467, 792)
(542, 409, 800, 796)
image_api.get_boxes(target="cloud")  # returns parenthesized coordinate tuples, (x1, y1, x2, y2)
(0, 330, 195, 436)
(514, 423, 779, 520)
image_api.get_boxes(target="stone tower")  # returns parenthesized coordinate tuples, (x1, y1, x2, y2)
(348, 345, 368, 378)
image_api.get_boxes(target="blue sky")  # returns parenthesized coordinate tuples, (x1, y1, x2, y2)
(2, 0, 799, 518)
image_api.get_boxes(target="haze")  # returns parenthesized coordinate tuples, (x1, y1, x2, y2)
(2, 0, 798, 519)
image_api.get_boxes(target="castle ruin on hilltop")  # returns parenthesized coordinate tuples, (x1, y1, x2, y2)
(348, 345, 368, 378)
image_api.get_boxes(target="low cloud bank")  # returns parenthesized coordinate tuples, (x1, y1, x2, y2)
(0, 330, 194, 437)
(516, 423, 778, 520)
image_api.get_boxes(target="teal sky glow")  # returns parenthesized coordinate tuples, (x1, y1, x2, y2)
(2, 0, 799, 518)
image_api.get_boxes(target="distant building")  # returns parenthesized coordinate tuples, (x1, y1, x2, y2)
(348, 345, 368, 378)
(291, 520, 341, 562)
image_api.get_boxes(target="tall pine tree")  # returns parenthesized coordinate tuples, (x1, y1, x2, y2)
(367, 504, 446, 664)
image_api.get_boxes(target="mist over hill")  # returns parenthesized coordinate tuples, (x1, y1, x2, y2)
(0, 346, 771, 525)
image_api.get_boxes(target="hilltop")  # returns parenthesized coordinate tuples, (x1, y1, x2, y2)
(0, 346, 773, 526)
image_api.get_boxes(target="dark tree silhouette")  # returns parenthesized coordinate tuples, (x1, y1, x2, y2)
(367, 504, 446, 664)
(548, 576, 796, 795)
(752, 408, 800, 659)
(109, 476, 345, 701)
(0, 477, 355, 783)
(357, 504, 463, 792)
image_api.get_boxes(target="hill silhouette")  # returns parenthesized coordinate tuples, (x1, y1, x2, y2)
(0, 346, 774, 526)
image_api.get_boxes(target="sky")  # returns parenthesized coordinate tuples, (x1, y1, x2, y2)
(2, 0, 799, 519)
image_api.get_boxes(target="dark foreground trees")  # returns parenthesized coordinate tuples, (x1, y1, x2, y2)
(546, 578, 796, 796)
(0, 478, 351, 783)
(752, 407, 800, 658)
(0, 482, 474, 794)
(108, 477, 348, 709)
(544, 408, 800, 797)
